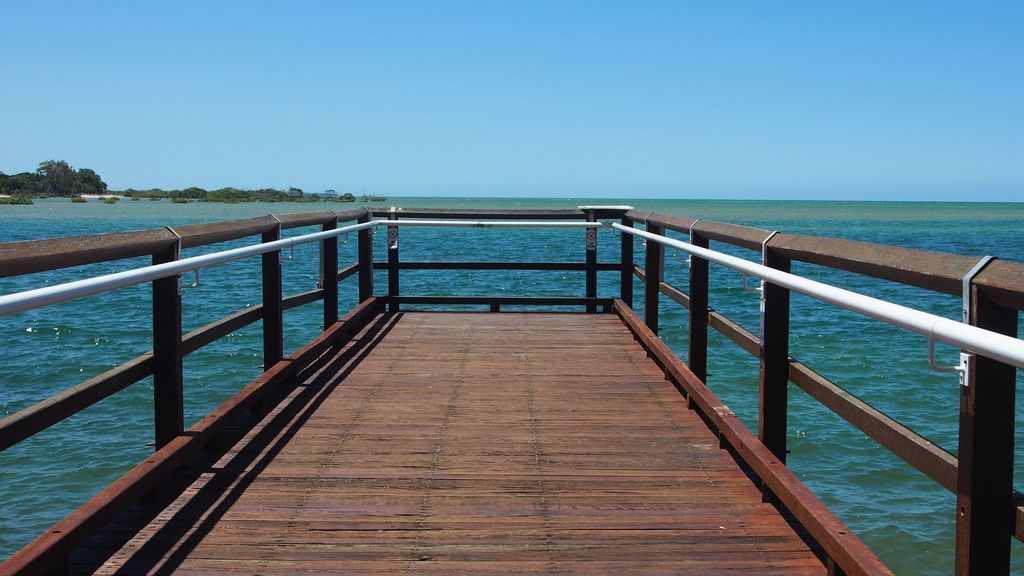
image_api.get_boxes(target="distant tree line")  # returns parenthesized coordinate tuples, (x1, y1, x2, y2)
(0, 160, 107, 197)
(0, 160, 387, 205)
(119, 188, 387, 203)
(122, 187, 345, 203)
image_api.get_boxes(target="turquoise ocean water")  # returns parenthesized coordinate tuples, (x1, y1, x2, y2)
(1, 197, 1023, 574)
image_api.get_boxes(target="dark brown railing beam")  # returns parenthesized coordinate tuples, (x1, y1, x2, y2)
(770, 233, 981, 297)
(620, 212, 1024, 312)
(5, 207, 1021, 313)
(0, 228, 178, 278)
(790, 361, 958, 492)
(974, 260, 1024, 311)
(174, 216, 278, 248)
(0, 355, 154, 453)
(624, 211, 771, 252)
(0, 209, 371, 279)
(337, 262, 358, 283)
(182, 307, 263, 356)
(274, 210, 349, 229)
(624, 211, 696, 237)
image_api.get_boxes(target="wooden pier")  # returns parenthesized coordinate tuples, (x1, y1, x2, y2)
(74, 311, 829, 575)
(2, 207, 1022, 575)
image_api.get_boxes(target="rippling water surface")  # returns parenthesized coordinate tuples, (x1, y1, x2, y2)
(1, 197, 1023, 574)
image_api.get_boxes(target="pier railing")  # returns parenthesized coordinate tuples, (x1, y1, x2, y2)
(619, 209, 1024, 576)
(0, 206, 1023, 575)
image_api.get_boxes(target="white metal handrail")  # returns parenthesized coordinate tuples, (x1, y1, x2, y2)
(614, 223, 1024, 372)
(0, 219, 606, 318)
(0, 221, 378, 318)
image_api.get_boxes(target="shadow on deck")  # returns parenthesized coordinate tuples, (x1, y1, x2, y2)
(73, 312, 825, 575)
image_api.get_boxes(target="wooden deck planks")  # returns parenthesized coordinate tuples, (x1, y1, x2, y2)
(84, 312, 824, 575)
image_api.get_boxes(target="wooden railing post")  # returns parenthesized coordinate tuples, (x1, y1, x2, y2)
(688, 226, 710, 383)
(358, 212, 374, 302)
(585, 210, 598, 313)
(620, 216, 634, 307)
(262, 222, 284, 369)
(644, 221, 663, 334)
(321, 215, 339, 328)
(955, 283, 1017, 576)
(152, 239, 183, 449)
(759, 237, 790, 464)
(387, 208, 399, 312)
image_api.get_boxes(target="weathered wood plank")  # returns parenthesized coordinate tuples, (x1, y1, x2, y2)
(80, 312, 840, 575)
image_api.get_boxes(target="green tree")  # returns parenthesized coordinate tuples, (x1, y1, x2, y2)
(1, 172, 42, 196)
(37, 160, 77, 196)
(74, 168, 107, 195)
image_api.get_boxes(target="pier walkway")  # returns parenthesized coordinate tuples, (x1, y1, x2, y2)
(21, 205, 1021, 573)
(75, 312, 823, 575)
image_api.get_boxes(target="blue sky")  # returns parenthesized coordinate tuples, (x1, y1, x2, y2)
(1, 1, 1021, 200)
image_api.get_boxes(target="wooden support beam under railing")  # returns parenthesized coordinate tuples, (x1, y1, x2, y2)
(619, 215, 634, 306)
(321, 215, 339, 328)
(643, 219, 663, 334)
(688, 227, 710, 383)
(261, 223, 284, 370)
(151, 240, 183, 449)
(585, 209, 598, 313)
(387, 209, 399, 312)
(759, 242, 791, 466)
(358, 212, 374, 302)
